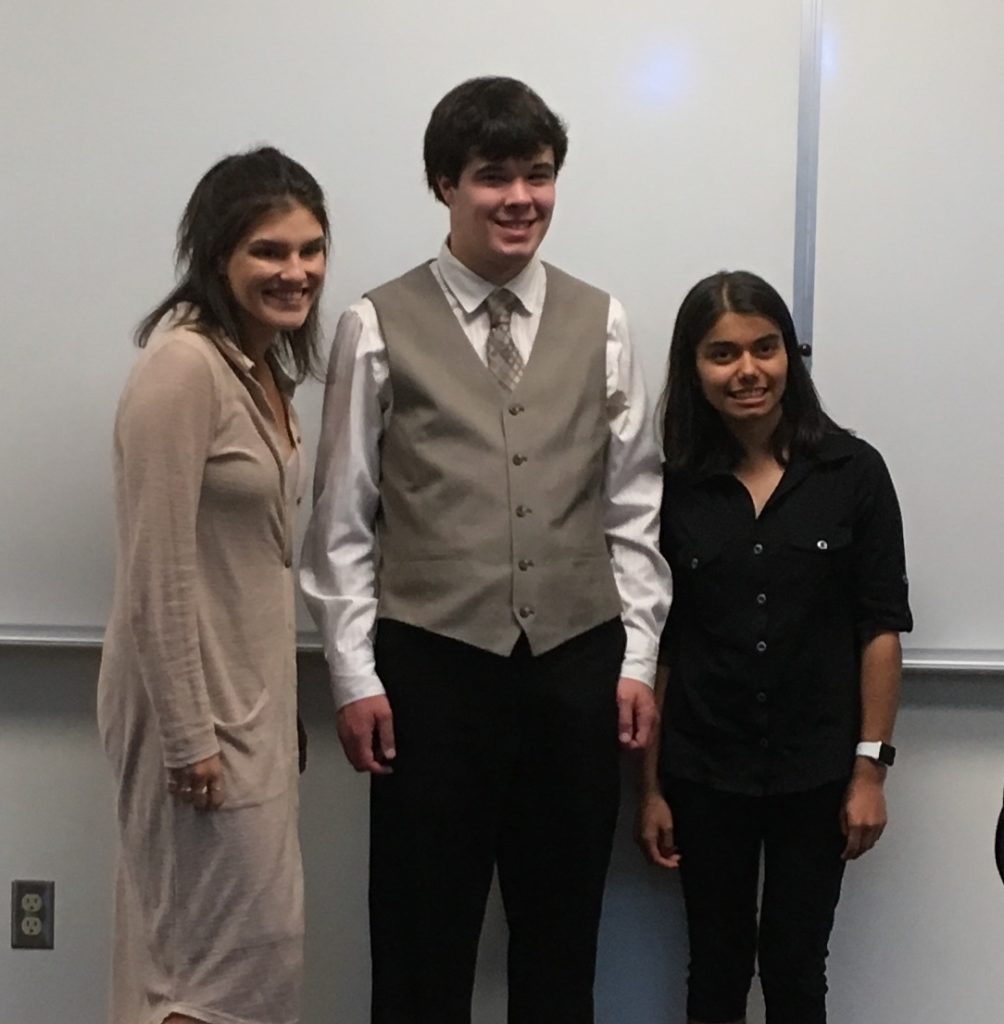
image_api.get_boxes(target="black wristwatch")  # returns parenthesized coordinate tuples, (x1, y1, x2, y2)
(855, 741, 896, 767)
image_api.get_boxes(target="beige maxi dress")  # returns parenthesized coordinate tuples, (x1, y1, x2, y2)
(97, 312, 305, 1024)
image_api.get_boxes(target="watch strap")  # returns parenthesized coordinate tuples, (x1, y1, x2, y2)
(855, 740, 896, 767)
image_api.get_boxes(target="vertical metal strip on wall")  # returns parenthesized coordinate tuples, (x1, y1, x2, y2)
(793, 0, 825, 366)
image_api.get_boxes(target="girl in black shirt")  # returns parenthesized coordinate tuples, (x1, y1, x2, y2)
(637, 271, 912, 1024)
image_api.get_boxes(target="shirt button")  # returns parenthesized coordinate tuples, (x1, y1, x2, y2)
(512, 453, 528, 466)
(753, 543, 764, 555)
(508, 404, 525, 415)
(690, 557, 699, 569)
(518, 559, 535, 571)
(755, 640, 767, 653)
(515, 505, 532, 517)
(756, 691, 767, 703)
(759, 737, 770, 749)
(756, 592, 767, 606)
(817, 539, 829, 550)
(284, 558, 292, 569)
(518, 605, 535, 618)
(296, 497, 302, 506)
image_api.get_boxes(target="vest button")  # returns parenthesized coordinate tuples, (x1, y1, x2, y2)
(518, 605, 535, 618)
(518, 559, 535, 571)
(515, 505, 532, 517)
(508, 404, 525, 415)
(512, 453, 527, 466)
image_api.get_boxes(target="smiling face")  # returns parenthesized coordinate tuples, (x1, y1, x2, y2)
(438, 147, 556, 284)
(224, 201, 327, 351)
(696, 311, 789, 430)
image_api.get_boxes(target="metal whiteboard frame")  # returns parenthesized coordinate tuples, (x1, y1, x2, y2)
(792, 0, 824, 364)
(0, 624, 1001, 676)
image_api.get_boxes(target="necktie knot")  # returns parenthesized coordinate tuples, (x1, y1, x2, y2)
(485, 288, 518, 330)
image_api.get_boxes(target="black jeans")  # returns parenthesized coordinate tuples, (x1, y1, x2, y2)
(664, 776, 848, 1024)
(369, 618, 625, 1024)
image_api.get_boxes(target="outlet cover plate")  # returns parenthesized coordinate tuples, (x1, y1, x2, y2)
(11, 880, 54, 950)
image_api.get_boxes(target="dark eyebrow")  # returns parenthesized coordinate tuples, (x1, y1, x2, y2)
(705, 333, 780, 346)
(248, 235, 326, 250)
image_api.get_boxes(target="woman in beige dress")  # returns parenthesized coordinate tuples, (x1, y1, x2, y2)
(97, 147, 328, 1024)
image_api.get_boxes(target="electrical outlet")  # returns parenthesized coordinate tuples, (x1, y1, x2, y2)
(11, 880, 54, 950)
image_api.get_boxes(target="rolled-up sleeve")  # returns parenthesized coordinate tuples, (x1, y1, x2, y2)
(851, 445, 913, 638)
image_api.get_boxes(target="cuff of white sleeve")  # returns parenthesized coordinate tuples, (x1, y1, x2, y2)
(331, 671, 387, 711)
(619, 655, 657, 689)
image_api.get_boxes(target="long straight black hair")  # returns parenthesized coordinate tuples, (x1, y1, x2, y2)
(135, 146, 328, 382)
(660, 270, 841, 473)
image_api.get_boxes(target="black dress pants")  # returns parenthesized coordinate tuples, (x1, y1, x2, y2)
(664, 776, 848, 1024)
(370, 618, 626, 1024)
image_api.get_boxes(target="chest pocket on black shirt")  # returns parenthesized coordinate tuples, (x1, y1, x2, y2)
(676, 538, 737, 627)
(782, 524, 853, 599)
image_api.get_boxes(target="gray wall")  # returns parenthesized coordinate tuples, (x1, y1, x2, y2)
(3, 648, 1002, 1023)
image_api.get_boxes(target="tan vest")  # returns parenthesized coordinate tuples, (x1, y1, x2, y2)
(366, 261, 622, 655)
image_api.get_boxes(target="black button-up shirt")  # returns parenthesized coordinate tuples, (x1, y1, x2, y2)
(658, 432, 913, 795)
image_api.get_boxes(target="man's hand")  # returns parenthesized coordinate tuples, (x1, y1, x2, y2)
(841, 761, 888, 860)
(167, 753, 225, 811)
(635, 790, 681, 869)
(616, 677, 658, 751)
(337, 695, 396, 775)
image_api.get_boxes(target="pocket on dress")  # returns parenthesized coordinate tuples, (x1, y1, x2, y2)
(213, 687, 285, 808)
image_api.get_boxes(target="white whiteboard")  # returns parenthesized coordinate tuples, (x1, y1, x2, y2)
(0, 0, 801, 636)
(812, 0, 1004, 652)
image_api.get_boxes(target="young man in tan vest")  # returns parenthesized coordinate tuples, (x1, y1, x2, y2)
(301, 76, 671, 1024)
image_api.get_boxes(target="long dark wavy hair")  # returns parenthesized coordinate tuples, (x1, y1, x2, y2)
(660, 270, 842, 473)
(135, 146, 329, 382)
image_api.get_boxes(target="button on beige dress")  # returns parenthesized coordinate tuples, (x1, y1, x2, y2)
(97, 313, 305, 1024)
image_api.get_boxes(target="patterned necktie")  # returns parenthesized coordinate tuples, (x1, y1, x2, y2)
(484, 288, 524, 391)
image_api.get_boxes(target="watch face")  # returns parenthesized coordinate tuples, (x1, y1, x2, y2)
(879, 743, 896, 767)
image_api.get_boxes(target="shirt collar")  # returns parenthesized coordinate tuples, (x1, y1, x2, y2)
(813, 430, 858, 463)
(210, 332, 256, 375)
(435, 240, 545, 318)
(180, 305, 295, 396)
(690, 429, 857, 482)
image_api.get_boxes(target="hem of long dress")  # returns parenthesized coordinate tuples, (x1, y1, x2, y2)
(148, 1002, 297, 1024)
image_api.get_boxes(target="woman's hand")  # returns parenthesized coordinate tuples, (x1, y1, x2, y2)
(840, 761, 887, 860)
(635, 790, 681, 869)
(167, 753, 225, 811)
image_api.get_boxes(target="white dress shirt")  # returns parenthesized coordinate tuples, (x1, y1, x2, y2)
(301, 244, 671, 709)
